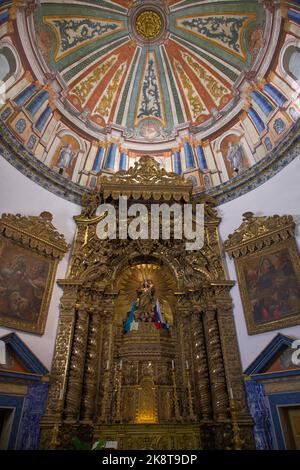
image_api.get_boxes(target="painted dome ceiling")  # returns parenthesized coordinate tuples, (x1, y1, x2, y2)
(0, 0, 300, 204)
(34, 0, 265, 140)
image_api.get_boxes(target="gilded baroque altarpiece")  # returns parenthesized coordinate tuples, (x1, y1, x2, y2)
(40, 157, 254, 450)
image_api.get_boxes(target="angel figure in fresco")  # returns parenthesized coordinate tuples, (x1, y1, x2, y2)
(56, 144, 75, 170)
(227, 141, 245, 174)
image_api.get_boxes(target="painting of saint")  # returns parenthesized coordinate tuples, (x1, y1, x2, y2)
(51, 135, 79, 178)
(241, 248, 300, 330)
(56, 144, 75, 170)
(220, 134, 247, 179)
(0, 242, 51, 331)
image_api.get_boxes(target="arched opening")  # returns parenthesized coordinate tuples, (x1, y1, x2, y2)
(0, 46, 17, 84)
(112, 259, 177, 425)
(283, 45, 300, 81)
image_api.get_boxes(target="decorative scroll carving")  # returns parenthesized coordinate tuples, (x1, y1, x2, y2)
(203, 306, 229, 421)
(214, 284, 250, 416)
(100, 156, 192, 201)
(81, 310, 101, 421)
(191, 312, 212, 420)
(65, 306, 89, 420)
(224, 212, 300, 334)
(0, 211, 69, 334)
(40, 156, 253, 450)
(0, 211, 69, 258)
(224, 211, 295, 258)
(43, 285, 78, 417)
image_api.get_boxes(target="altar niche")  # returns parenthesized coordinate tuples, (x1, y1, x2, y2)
(40, 156, 254, 450)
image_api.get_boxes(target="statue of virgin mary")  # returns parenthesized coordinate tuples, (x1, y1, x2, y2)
(134, 279, 156, 322)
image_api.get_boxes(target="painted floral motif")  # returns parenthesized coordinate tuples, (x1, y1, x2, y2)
(44, 17, 123, 60)
(180, 51, 230, 107)
(174, 59, 208, 120)
(0, 107, 12, 120)
(264, 137, 273, 151)
(289, 107, 299, 121)
(136, 53, 163, 123)
(177, 14, 254, 59)
(34, 2, 264, 133)
(15, 118, 26, 134)
(69, 55, 118, 106)
(27, 135, 37, 150)
(93, 62, 126, 120)
(273, 118, 286, 135)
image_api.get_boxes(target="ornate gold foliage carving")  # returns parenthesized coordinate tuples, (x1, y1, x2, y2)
(203, 308, 229, 421)
(224, 211, 295, 258)
(100, 156, 192, 201)
(81, 311, 101, 421)
(81, 189, 101, 218)
(65, 307, 89, 420)
(224, 212, 300, 335)
(40, 161, 254, 450)
(0, 211, 69, 259)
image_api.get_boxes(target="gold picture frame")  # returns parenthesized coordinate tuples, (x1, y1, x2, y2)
(0, 212, 69, 335)
(225, 212, 300, 335)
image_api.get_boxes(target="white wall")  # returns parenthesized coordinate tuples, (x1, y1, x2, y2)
(219, 156, 300, 370)
(1, 153, 300, 373)
(0, 156, 80, 369)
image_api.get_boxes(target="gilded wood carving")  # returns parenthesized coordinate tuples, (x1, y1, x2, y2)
(0, 212, 68, 334)
(225, 212, 300, 334)
(41, 157, 253, 450)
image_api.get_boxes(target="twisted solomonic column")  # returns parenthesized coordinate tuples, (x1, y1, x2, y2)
(64, 306, 89, 421)
(81, 310, 101, 421)
(203, 306, 229, 421)
(191, 311, 212, 421)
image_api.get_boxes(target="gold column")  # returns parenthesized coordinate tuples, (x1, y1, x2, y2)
(40, 283, 78, 448)
(191, 311, 212, 421)
(176, 300, 197, 421)
(64, 305, 89, 421)
(98, 305, 114, 424)
(203, 303, 229, 421)
(81, 309, 101, 422)
(215, 284, 248, 413)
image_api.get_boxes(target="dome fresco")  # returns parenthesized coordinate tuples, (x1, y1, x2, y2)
(33, 0, 264, 139)
(0, 0, 300, 203)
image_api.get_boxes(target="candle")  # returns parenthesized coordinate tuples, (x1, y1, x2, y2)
(185, 360, 189, 370)
(229, 386, 234, 399)
(119, 360, 123, 370)
(106, 360, 110, 370)
(171, 360, 175, 370)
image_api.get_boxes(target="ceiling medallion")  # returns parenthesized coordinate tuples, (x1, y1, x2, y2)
(129, 1, 169, 46)
(135, 10, 162, 40)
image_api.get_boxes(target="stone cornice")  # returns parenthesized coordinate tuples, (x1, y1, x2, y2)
(0, 119, 300, 206)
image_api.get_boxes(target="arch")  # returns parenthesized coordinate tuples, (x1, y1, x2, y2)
(217, 131, 249, 179)
(0, 41, 21, 91)
(111, 252, 182, 290)
(186, 175, 198, 187)
(279, 39, 300, 90)
(282, 45, 300, 82)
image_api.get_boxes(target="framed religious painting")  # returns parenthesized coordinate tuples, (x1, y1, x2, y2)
(0, 212, 68, 334)
(225, 212, 300, 335)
